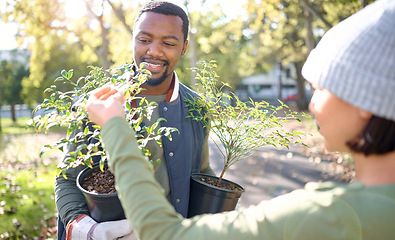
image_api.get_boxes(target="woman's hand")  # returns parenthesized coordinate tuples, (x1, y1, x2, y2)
(86, 86, 126, 127)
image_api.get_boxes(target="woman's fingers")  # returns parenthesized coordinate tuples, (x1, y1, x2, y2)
(99, 89, 118, 100)
(92, 86, 112, 99)
(89, 86, 125, 104)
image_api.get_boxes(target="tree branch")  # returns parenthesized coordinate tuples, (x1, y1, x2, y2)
(300, 0, 332, 29)
(106, 0, 133, 36)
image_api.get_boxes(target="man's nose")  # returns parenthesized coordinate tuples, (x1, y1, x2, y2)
(147, 42, 163, 57)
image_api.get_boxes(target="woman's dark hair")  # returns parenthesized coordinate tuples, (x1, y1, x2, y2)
(347, 115, 395, 155)
(134, 1, 189, 42)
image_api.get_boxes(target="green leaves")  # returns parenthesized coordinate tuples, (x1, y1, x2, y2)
(27, 63, 178, 177)
(186, 61, 310, 182)
(61, 69, 74, 80)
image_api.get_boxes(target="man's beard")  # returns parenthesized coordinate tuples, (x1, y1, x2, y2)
(145, 70, 171, 86)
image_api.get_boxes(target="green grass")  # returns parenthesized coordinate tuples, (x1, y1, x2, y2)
(0, 165, 58, 239)
(0, 129, 65, 239)
(0, 117, 35, 135)
(0, 117, 66, 135)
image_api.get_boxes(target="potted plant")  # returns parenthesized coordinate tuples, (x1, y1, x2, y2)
(185, 61, 309, 217)
(27, 64, 177, 222)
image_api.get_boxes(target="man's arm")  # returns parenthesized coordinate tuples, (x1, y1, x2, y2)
(55, 127, 90, 226)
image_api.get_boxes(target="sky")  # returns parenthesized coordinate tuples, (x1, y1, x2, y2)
(0, 0, 247, 51)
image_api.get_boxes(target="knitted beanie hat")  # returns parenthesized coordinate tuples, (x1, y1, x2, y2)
(302, 0, 395, 121)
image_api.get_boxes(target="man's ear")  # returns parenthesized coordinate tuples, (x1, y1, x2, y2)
(359, 108, 373, 120)
(181, 40, 188, 57)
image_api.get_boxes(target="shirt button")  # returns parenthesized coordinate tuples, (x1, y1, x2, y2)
(176, 199, 180, 203)
(169, 152, 174, 157)
(163, 107, 168, 111)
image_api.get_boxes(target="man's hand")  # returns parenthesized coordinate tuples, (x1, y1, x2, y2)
(86, 86, 125, 127)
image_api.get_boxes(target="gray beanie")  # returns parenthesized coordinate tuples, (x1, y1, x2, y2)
(302, 0, 395, 121)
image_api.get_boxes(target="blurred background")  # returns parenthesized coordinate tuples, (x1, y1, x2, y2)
(0, 0, 372, 238)
(0, 0, 375, 123)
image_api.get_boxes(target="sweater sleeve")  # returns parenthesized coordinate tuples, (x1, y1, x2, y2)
(102, 117, 395, 240)
(102, 117, 274, 240)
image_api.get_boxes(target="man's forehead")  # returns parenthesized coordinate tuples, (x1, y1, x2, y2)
(135, 12, 183, 27)
(133, 12, 184, 37)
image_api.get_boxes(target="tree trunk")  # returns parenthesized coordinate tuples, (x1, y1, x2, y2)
(304, 5, 315, 54)
(295, 4, 314, 111)
(300, 0, 332, 29)
(294, 61, 308, 110)
(106, 0, 133, 36)
(85, 0, 111, 71)
(189, 31, 198, 87)
(278, 61, 283, 100)
(11, 104, 16, 122)
(98, 16, 111, 71)
(0, 105, 2, 133)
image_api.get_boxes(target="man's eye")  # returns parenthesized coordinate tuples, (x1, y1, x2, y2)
(138, 39, 149, 43)
(164, 42, 176, 47)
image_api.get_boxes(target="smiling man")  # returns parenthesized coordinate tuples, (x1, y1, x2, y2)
(55, 1, 215, 240)
(133, 8, 188, 92)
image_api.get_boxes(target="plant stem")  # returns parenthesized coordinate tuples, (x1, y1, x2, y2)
(218, 153, 231, 185)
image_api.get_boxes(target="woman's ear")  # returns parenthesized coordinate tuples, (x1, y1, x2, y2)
(359, 108, 373, 120)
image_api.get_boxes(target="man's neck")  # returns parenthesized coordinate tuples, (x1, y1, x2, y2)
(140, 73, 174, 96)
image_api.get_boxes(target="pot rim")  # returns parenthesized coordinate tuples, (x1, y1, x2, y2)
(76, 162, 118, 197)
(191, 173, 245, 193)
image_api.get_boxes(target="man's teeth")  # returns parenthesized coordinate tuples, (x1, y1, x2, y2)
(145, 63, 163, 67)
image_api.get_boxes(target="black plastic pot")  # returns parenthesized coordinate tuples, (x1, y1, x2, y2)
(188, 173, 245, 218)
(76, 163, 126, 222)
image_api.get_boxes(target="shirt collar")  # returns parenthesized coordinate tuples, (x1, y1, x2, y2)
(167, 72, 179, 103)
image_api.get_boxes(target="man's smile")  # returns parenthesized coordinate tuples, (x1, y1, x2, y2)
(141, 59, 168, 73)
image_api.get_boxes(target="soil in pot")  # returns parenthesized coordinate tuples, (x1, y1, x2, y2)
(77, 163, 125, 222)
(195, 176, 243, 191)
(81, 165, 116, 194)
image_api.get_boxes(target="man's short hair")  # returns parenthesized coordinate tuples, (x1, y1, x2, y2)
(134, 1, 189, 42)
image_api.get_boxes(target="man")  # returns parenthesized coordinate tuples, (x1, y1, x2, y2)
(85, 0, 395, 239)
(56, 1, 214, 239)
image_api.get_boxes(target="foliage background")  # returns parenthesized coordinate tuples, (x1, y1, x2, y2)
(0, 0, 371, 238)
(0, 118, 63, 239)
(0, 0, 375, 110)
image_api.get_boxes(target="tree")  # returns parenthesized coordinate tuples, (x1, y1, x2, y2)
(2, 0, 137, 105)
(0, 57, 28, 130)
(177, 2, 250, 89)
(241, 0, 375, 110)
(0, 60, 13, 132)
(2, 0, 376, 111)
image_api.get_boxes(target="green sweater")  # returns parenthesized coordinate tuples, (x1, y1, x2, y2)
(104, 117, 395, 240)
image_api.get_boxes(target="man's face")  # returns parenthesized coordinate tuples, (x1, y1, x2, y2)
(133, 12, 188, 87)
